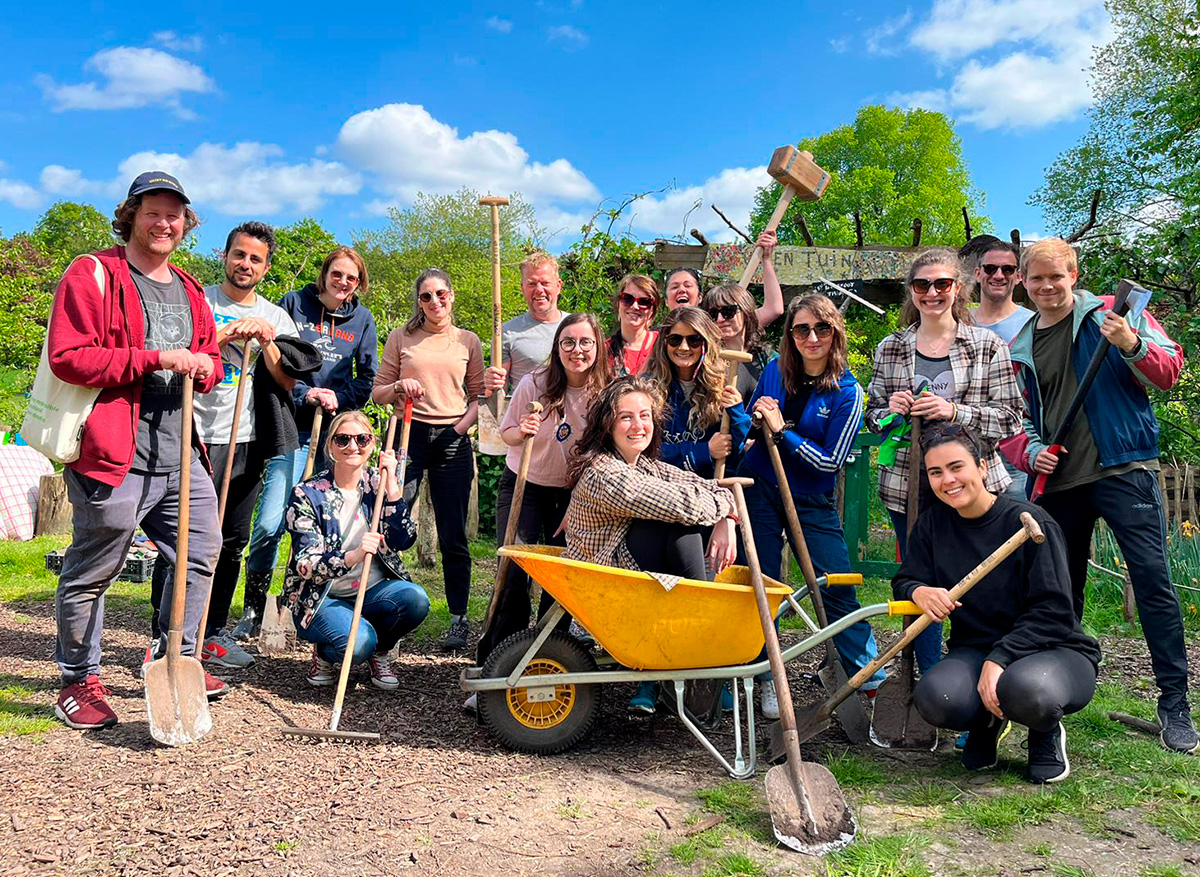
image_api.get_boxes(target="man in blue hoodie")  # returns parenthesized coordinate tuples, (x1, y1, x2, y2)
(239, 247, 379, 631)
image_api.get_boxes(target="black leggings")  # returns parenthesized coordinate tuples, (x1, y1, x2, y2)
(624, 519, 712, 581)
(914, 647, 1097, 733)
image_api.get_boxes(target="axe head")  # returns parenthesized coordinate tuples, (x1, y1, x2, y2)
(767, 147, 830, 201)
(1113, 279, 1151, 324)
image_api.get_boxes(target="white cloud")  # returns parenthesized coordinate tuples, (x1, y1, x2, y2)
(336, 103, 599, 208)
(547, 25, 588, 48)
(864, 10, 913, 55)
(0, 178, 41, 210)
(624, 166, 768, 242)
(485, 16, 513, 33)
(887, 88, 951, 114)
(153, 31, 204, 53)
(38, 47, 215, 118)
(910, 0, 1106, 61)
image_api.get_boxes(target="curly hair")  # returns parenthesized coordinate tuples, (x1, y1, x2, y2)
(900, 248, 973, 327)
(702, 283, 771, 363)
(567, 374, 665, 485)
(647, 307, 725, 431)
(111, 194, 200, 243)
(778, 294, 850, 394)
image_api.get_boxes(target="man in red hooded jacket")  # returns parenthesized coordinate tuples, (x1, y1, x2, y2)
(49, 172, 226, 730)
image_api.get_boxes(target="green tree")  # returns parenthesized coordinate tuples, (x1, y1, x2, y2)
(31, 201, 115, 273)
(750, 105, 990, 247)
(557, 207, 656, 336)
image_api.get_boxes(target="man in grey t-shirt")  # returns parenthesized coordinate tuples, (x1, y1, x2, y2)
(483, 252, 570, 396)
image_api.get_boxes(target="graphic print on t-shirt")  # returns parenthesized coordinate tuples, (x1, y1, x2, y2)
(142, 298, 192, 395)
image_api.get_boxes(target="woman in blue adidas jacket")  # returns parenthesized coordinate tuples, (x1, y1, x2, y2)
(743, 294, 885, 714)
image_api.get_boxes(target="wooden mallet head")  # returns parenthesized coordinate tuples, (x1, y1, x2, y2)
(767, 147, 830, 201)
(480, 195, 510, 207)
(718, 348, 753, 385)
(1018, 511, 1046, 544)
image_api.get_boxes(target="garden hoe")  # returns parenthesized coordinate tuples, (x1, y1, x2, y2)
(726, 476, 856, 855)
(477, 195, 510, 456)
(792, 513, 1045, 745)
(258, 404, 324, 657)
(712, 349, 753, 481)
(755, 413, 870, 746)
(281, 399, 411, 743)
(871, 412, 938, 749)
(144, 376, 212, 746)
(738, 147, 829, 288)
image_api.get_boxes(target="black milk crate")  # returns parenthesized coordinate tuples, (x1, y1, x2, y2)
(45, 546, 158, 583)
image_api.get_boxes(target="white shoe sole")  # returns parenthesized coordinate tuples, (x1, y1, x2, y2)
(1029, 724, 1070, 783)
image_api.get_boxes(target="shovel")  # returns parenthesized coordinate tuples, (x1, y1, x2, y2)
(871, 412, 938, 749)
(792, 513, 1045, 744)
(144, 376, 213, 746)
(755, 413, 869, 745)
(477, 195, 510, 456)
(724, 477, 856, 855)
(258, 404, 324, 657)
(281, 399, 411, 742)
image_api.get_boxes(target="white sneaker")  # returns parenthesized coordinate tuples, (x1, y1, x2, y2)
(463, 693, 478, 714)
(760, 679, 780, 720)
(368, 654, 399, 691)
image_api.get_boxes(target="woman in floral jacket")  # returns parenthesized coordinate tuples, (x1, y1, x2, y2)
(283, 410, 428, 690)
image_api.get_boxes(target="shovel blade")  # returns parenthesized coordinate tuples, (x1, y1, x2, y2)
(818, 661, 870, 744)
(144, 655, 212, 747)
(869, 659, 938, 750)
(477, 396, 507, 456)
(765, 762, 857, 856)
(258, 595, 295, 657)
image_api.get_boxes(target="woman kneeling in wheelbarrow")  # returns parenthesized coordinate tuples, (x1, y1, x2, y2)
(564, 375, 738, 715)
(895, 424, 1099, 783)
(283, 411, 431, 690)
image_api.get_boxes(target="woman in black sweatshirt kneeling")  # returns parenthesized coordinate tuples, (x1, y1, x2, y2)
(893, 424, 1100, 784)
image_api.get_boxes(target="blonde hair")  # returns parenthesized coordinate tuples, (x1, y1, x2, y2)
(324, 410, 375, 459)
(1020, 238, 1078, 275)
(520, 251, 560, 277)
(647, 307, 726, 431)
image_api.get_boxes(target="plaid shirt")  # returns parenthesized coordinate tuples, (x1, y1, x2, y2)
(564, 452, 734, 571)
(866, 323, 1025, 514)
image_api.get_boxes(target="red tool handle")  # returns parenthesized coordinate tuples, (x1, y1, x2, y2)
(1029, 443, 1064, 502)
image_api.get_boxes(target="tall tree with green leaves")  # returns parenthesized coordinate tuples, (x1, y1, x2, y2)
(749, 105, 990, 247)
(256, 217, 341, 303)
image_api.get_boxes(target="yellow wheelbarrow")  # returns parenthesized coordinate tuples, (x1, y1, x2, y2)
(460, 545, 920, 779)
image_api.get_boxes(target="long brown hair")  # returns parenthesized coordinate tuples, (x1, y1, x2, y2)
(608, 274, 659, 370)
(900, 248, 972, 327)
(531, 312, 609, 421)
(702, 283, 771, 362)
(779, 294, 849, 394)
(405, 268, 454, 332)
(647, 307, 725, 431)
(568, 375, 665, 485)
(317, 246, 369, 299)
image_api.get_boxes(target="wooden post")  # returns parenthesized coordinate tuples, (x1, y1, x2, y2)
(796, 215, 814, 247)
(467, 466, 479, 541)
(961, 206, 973, 242)
(1187, 463, 1196, 523)
(35, 473, 73, 536)
(853, 211, 864, 248)
(1173, 459, 1183, 528)
(910, 218, 923, 247)
(416, 479, 438, 568)
(1010, 229, 1021, 248)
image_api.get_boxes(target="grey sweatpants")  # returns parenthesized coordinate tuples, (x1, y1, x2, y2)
(55, 462, 221, 683)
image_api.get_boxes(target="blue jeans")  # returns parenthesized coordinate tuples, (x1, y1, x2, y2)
(888, 509, 944, 675)
(296, 579, 431, 665)
(246, 442, 309, 574)
(743, 481, 886, 690)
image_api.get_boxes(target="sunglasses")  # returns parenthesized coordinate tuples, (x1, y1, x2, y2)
(981, 264, 1017, 277)
(331, 432, 374, 449)
(911, 277, 956, 293)
(706, 305, 740, 321)
(419, 289, 451, 303)
(790, 322, 834, 340)
(618, 292, 655, 310)
(559, 337, 596, 352)
(665, 332, 705, 350)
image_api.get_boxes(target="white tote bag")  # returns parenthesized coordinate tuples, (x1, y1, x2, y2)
(20, 255, 105, 464)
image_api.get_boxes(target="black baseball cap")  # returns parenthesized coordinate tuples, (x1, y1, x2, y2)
(126, 171, 190, 204)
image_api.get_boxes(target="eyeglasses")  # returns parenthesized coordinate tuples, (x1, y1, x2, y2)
(665, 332, 705, 350)
(419, 289, 452, 303)
(790, 322, 834, 340)
(911, 277, 956, 293)
(981, 264, 1017, 277)
(559, 337, 596, 352)
(618, 292, 655, 310)
(706, 305, 740, 321)
(331, 432, 375, 449)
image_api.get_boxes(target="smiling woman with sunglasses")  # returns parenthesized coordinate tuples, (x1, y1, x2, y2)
(372, 268, 485, 651)
(607, 274, 660, 378)
(283, 410, 429, 691)
(701, 283, 775, 402)
(866, 248, 1025, 676)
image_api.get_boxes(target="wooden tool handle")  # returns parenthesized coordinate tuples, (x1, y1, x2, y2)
(906, 415, 922, 537)
(168, 377, 194, 640)
(755, 413, 820, 592)
(738, 185, 795, 288)
(713, 353, 749, 481)
(303, 406, 325, 481)
(218, 343, 254, 526)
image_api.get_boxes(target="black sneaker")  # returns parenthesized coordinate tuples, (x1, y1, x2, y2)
(1157, 704, 1199, 754)
(1026, 723, 1070, 784)
(443, 616, 469, 651)
(962, 715, 1010, 771)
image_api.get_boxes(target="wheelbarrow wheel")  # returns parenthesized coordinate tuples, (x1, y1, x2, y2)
(479, 629, 600, 755)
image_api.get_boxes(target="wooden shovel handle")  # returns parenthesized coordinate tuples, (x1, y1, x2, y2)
(167, 377, 194, 641)
(713, 353, 749, 480)
(303, 406, 325, 481)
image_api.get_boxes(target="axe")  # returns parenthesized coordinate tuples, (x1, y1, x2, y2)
(477, 195, 510, 456)
(738, 147, 830, 288)
(1030, 280, 1152, 501)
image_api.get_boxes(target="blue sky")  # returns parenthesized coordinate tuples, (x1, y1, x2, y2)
(0, 0, 1111, 254)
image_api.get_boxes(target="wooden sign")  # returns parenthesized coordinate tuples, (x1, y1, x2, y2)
(704, 244, 916, 286)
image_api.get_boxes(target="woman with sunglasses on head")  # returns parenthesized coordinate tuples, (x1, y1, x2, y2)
(866, 248, 1024, 676)
(702, 283, 776, 402)
(564, 375, 738, 715)
(648, 307, 749, 480)
(373, 269, 485, 652)
(283, 411, 429, 690)
(896, 424, 1098, 783)
(473, 313, 611, 669)
(742, 294, 885, 717)
(607, 274, 660, 378)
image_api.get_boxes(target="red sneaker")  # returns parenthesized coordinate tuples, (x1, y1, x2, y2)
(55, 675, 118, 729)
(204, 671, 229, 700)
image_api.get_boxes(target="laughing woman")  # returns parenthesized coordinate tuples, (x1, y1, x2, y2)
(606, 274, 660, 378)
(896, 424, 1099, 783)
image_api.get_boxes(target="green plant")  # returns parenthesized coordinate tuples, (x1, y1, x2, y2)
(822, 832, 931, 877)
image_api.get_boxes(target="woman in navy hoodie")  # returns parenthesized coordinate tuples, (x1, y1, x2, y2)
(742, 293, 885, 717)
(243, 246, 379, 610)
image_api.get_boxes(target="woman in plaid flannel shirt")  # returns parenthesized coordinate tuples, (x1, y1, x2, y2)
(866, 248, 1024, 674)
